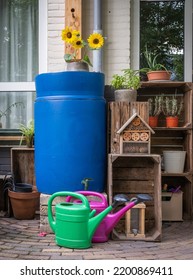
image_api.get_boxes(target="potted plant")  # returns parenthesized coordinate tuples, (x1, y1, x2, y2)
(3, 175, 39, 220)
(142, 46, 171, 81)
(162, 96, 183, 127)
(61, 26, 105, 70)
(19, 119, 34, 148)
(148, 96, 163, 127)
(110, 69, 141, 102)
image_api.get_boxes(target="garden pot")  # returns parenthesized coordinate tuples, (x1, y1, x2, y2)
(114, 89, 137, 102)
(66, 61, 89, 72)
(147, 71, 171, 81)
(166, 116, 179, 127)
(163, 151, 186, 173)
(13, 183, 33, 193)
(149, 116, 158, 127)
(8, 189, 40, 219)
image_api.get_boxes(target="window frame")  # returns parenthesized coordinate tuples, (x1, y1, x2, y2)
(0, 0, 48, 97)
(131, 0, 192, 82)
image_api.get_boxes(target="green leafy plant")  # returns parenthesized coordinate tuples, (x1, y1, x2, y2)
(163, 96, 183, 117)
(142, 45, 168, 72)
(111, 69, 141, 90)
(19, 119, 34, 148)
(148, 96, 163, 116)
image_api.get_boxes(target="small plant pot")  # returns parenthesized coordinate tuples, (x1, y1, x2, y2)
(149, 116, 158, 127)
(8, 190, 40, 220)
(147, 71, 171, 81)
(114, 89, 137, 102)
(66, 61, 89, 72)
(166, 116, 179, 127)
(13, 183, 33, 193)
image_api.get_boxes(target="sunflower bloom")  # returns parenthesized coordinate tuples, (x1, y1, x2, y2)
(87, 33, 104, 49)
(72, 37, 84, 49)
(61, 27, 80, 44)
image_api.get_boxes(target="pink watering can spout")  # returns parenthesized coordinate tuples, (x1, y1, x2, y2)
(66, 191, 152, 243)
(104, 194, 152, 238)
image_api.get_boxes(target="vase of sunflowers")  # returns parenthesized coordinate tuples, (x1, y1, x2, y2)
(61, 26, 105, 71)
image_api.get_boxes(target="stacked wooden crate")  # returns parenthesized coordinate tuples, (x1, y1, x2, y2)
(107, 101, 162, 241)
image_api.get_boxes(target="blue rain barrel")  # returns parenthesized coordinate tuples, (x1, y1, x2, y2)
(34, 71, 106, 194)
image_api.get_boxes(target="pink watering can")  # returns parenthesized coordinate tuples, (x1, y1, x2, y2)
(66, 191, 152, 243)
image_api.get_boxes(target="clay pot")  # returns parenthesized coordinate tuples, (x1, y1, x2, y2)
(149, 116, 158, 127)
(147, 71, 171, 81)
(166, 116, 179, 127)
(8, 190, 40, 220)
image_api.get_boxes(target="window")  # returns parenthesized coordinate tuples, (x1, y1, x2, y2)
(0, 0, 47, 130)
(130, 0, 192, 82)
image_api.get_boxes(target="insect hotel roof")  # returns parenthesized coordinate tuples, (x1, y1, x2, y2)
(116, 113, 155, 154)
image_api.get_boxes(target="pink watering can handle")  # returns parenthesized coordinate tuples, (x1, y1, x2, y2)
(66, 190, 108, 208)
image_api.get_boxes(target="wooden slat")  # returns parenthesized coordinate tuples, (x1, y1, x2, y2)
(0, 136, 21, 141)
(108, 102, 149, 153)
(11, 148, 36, 186)
(65, 0, 82, 59)
(108, 154, 162, 241)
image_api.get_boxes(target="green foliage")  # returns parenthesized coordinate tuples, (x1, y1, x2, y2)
(148, 96, 163, 117)
(142, 46, 168, 72)
(140, 1, 184, 80)
(163, 96, 183, 117)
(19, 119, 34, 147)
(111, 69, 141, 90)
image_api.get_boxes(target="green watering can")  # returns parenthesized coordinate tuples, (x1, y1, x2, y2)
(48, 191, 129, 249)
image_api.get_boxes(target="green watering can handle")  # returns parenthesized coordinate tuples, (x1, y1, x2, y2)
(47, 191, 91, 233)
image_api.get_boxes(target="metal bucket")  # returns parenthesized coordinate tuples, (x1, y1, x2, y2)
(163, 151, 186, 173)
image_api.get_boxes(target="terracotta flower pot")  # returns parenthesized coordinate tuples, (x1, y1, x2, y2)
(8, 189, 40, 220)
(149, 116, 158, 127)
(166, 116, 179, 128)
(147, 71, 171, 81)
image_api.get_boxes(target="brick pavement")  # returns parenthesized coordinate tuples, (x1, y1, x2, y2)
(0, 215, 193, 260)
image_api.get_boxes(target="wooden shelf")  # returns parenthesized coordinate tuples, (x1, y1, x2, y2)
(138, 82, 193, 219)
(108, 154, 162, 241)
(108, 82, 193, 221)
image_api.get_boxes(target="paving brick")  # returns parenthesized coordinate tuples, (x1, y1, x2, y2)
(1, 217, 193, 260)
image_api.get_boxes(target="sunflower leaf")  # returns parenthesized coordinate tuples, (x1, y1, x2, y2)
(82, 55, 93, 67)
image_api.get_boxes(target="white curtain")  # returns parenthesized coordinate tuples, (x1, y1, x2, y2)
(0, 0, 38, 129)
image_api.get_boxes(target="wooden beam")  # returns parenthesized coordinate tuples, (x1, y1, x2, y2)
(65, 0, 82, 59)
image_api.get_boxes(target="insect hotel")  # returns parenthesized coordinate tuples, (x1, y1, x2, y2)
(116, 112, 155, 154)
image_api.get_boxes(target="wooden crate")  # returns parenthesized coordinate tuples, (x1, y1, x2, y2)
(108, 102, 149, 154)
(138, 82, 192, 127)
(108, 154, 162, 241)
(11, 148, 36, 186)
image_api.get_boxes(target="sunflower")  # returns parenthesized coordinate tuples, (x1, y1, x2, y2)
(61, 26, 80, 44)
(72, 37, 85, 49)
(87, 33, 104, 49)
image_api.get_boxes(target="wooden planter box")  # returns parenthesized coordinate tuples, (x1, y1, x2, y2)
(11, 148, 36, 186)
(108, 154, 162, 241)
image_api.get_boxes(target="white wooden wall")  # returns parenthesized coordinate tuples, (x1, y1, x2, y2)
(47, 0, 131, 84)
